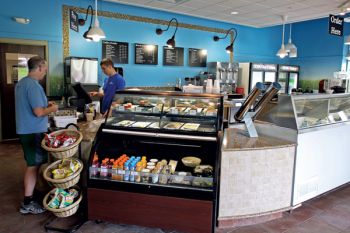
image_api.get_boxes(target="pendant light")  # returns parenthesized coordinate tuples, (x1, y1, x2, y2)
(285, 24, 297, 53)
(87, 0, 106, 42)
(78, 5, 94, 42)
(276, 15, 288, 59)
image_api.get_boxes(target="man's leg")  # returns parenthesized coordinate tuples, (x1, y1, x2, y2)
(24, 166, 38, 197)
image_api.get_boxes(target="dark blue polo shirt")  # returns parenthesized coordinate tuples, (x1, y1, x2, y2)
(101, 73, 125, 113)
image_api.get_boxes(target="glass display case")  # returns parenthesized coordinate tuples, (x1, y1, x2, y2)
(255, 93, 350, 132)
(104, 89, 222, 135)
(87, 90, 223, 233)
(294, 95, 350, 129)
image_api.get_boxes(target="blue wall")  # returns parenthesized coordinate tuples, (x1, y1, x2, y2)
(0, 0, 347, 93)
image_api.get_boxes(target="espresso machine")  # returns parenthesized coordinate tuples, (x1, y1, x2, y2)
(207, 62, 239, 94)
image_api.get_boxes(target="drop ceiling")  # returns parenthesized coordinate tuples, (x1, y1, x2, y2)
(104, 0, 345, 27)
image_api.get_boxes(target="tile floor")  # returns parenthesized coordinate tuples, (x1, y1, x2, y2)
(1, 142, 350, 233)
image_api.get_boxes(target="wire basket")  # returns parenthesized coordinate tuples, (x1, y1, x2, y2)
(43, 187, 82, 218)
(41, 129, 82, 159)
(43, 158, 83, 189)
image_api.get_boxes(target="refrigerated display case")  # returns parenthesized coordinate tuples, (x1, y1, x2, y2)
(238, 63, 278, 96)
(255, 94, 350, 206)
(87, 90, 223, 233)
(277, 65, 299, 94)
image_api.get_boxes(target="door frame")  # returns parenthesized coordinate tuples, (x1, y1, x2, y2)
(0, 38, 49, 141)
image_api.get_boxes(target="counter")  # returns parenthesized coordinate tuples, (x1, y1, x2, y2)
(218, 127, 296, 228)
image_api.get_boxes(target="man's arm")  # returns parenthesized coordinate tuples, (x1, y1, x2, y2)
(33, 103, 58, 117)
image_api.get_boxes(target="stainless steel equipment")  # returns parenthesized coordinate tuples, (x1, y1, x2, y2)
(234, 82, 281, 137)
(207, 62, 239, 94)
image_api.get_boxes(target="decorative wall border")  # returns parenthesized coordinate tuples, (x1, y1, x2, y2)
(62, 5, 233, 62)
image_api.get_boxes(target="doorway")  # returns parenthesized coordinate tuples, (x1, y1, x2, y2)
(0, 40, 47, 140)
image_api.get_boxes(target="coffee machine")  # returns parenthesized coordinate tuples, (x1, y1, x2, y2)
(207, 62, 239, 94)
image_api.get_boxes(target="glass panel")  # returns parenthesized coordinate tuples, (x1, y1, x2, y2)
(251, 71, 263, 90)
(278, 72, 287, 94)
(5, 53, 36, 84)
(264, 71, 276, 83)
(294, 98, 330, 129)
(289, 73, 298, 94)
(329, 97, 350, 122)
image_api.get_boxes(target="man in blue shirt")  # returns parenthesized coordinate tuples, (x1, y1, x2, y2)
(15, 56, 58, 214)
(90, 58, 125, 115)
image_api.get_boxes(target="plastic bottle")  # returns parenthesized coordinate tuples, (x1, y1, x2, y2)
(135, 162, 143, 182)
(91, 153, 99, 177)
(124, 161, 130, 181)
(129, 162, 136, 182)
(100, 159, 108, 177)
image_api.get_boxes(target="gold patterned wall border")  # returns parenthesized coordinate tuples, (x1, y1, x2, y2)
(63, 5, 234, 61)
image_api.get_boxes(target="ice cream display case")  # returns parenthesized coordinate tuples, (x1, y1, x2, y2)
(87, 90, 223, 233)
(255, 93, 350, 206)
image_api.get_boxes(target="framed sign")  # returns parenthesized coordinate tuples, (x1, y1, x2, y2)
(69, 9, 78, 32)
(102, 40, 129, 64)
(188, 48, 207, 67)
(163, 47, 184, 66)
(135, 43, 158, 65)
(329, 14, 343, 36)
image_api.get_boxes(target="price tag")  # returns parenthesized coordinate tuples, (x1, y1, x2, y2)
(153, 107, 160, 113)
(170, 108, 179, 115)
(338, 111, 348, 121)
(189, 109, 197, 115)
(117, 170, 126, 175)
(135, 107, 142, 112)
(101, 168, 108, 173)
(118, 106, 125, 111)
(131, 171, 139, 176)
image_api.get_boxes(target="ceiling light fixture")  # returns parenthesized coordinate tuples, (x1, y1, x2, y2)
(230, 11, 238, 15)
(87, 0, 106, 42)
(276, 15, 288, 59)
(156, 18, 179, 48)
(285, 23, 297, 58)
(78, 5, 94, 42)
(213, 28, 238, 54)
(13, 17, 31, 24)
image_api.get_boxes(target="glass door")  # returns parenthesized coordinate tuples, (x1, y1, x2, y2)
(264, 71, 276, 83)
(278, 72, 287, 94)
(288, 73, 298, 94)
(250, 71, 263, 91)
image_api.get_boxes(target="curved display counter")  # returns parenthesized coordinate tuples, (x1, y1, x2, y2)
(218, 127, 296, 228)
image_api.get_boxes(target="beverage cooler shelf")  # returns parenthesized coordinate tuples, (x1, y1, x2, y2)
(89, 167, 214, 192)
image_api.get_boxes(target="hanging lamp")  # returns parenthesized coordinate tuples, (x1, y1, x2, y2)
(285, 24, 297, 53)
(156, 18, 178, 48)
(87, 0, 106, 42)
(213, 28, 238, 54)
(276, 15, 288, 59)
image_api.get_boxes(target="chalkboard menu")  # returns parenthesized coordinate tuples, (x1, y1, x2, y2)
(163, 47, 184, 66)
(188, 48, 207, 67)
(102, 40, 129, 64)
(135, 43, 158, 65)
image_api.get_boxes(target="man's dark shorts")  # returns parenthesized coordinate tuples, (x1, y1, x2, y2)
(19, 133, 48, 167)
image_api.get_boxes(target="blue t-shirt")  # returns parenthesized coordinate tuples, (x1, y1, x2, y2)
(101, 73, 125, 113)
(15, 76, 48, 134)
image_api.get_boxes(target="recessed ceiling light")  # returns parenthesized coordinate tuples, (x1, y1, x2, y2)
(340, 12, 346, 15)
(230, 11, 238, 15)
(347, 7, 350, 11)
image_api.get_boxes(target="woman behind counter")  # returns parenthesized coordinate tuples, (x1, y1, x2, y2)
(89, 58, 125, 115)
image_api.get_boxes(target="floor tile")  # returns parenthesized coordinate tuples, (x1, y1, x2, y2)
(284, 217, 341, 233)
(230, 225, 269, 233)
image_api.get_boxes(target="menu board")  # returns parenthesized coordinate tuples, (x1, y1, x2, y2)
(163, 47, 184, 66)
(102, 40, 129, 64)
(188, 48, 207, 67)
(135, 43, 158, 65)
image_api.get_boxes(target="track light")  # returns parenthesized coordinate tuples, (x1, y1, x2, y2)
(213, 28, 238, 54)
(156, 18, 178, 48)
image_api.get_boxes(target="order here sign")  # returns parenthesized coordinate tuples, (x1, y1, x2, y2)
(329, 14, 343, 36)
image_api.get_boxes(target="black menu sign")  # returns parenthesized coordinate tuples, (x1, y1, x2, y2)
(102, 40, 129, 64)
(163, 46, 184, 66)
(69, 9, 78, 32)
(188, 48, 207, 67)
(135, 43, 158, 65)
(329, 14, 343, 36)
